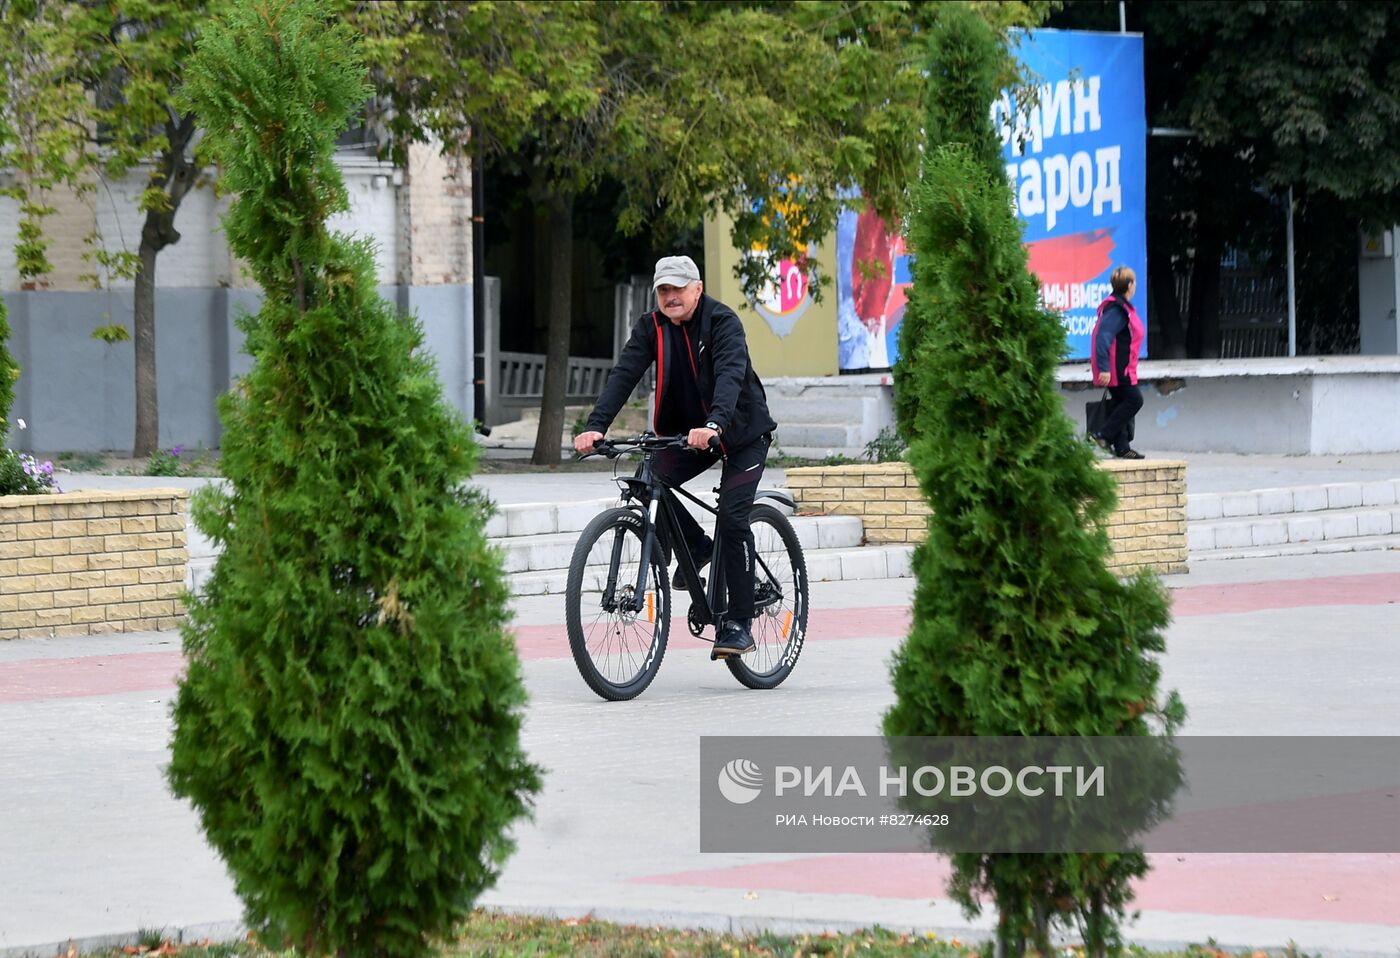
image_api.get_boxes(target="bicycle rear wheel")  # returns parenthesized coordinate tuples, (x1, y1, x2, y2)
(726, 502, 808, 690)
(565, 507, 670, 701)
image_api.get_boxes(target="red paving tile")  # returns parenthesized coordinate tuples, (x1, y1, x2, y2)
(0, 651, 183, 703)
(633, 852, 1400, 926)
(3, 572, 1396, 703)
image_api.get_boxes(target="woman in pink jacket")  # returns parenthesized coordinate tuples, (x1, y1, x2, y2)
(1089, 266, 1145, 459)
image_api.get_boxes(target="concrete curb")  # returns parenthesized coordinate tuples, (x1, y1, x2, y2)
(0, 922, 246, 958)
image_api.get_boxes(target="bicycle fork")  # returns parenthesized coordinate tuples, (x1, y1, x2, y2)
(599, 507, 656, 615)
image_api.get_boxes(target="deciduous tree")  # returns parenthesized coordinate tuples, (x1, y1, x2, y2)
(0, 0, 223, 456)
(357, 0, 1052, 463)
(1053, 0, 1400, 356)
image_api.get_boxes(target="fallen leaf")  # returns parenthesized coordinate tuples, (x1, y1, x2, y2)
(743, 890, 759, 900)
(1322, 895, 1339, 902)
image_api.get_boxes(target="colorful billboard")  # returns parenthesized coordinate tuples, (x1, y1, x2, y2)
(836, 202, 912, 371)
(836, 28, 1146, 370)
(996, 28, 1147, 360)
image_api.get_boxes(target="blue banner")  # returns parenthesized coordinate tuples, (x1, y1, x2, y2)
(998, 29, 1147, 360)
(834, 28, 1147, 370)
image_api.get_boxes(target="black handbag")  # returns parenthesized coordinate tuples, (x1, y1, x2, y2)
(1085, 388, 1112, 440)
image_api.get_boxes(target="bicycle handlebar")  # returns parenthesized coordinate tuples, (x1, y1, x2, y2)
(577, 433, 723, 460)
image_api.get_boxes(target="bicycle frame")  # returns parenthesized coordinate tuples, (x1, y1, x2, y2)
(614, 454, 727, 626)
(590, 435, 795, 632)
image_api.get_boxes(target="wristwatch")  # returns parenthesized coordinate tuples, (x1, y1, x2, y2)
(705, 421, 722, 434)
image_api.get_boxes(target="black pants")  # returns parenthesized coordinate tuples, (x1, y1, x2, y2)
(1100, 382, 1143, 455)
(650, 433, 770, 621)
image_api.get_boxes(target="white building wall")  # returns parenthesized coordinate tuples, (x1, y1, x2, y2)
(1, 146, 477, 452)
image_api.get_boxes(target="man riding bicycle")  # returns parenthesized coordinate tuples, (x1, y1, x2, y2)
(573, 254, 777, 659)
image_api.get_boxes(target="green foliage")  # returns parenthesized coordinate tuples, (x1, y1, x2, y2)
(893, 2, 1011, 446)
(883, 21, 1184, 958)
(92, 324, 133, 345)
(1151, 1, 1400, 206)
(0, 1, 223, 454)
(167, 4, 540, 958)
(863, 425, 908, 464)
(0, 448, 59, 495)
(1053, 0, 1400, 356)
(355, 1, 1052, 301)
(143, 446, 188, 477)
(0, 297, 16, 434)
(57, 450, 109, 473)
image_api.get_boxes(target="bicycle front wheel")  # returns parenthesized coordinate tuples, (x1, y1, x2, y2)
(565, 507, 670, 701)
(727, 502, 808, 690)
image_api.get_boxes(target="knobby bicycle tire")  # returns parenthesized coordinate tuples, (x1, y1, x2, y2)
(565, 507, 670, 701)
(726, 502, 808, 690)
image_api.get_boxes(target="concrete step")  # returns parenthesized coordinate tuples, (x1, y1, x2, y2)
(772, 423, 865, 450)
(509, 542, 914, 595)
(495, 514, 865, 574)
(765, 395, 878, 425)
(1186, 479, 1400, 520)
(485, 490, 747, 540)
(1188, 505, 1400, 553)
(1191, 532, 1400, 563)
(771, 445, 871, 462)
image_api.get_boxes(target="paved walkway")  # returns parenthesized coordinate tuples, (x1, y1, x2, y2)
(51, 450, 1400, 504)
(2, 544, 1398, 957)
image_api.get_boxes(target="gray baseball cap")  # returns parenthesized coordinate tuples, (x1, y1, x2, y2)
(653, 255, 701, 289)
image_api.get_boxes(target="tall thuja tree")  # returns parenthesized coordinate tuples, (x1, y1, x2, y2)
(167, 2, 540, 956)
(883, 20, 1184, 958)
(892, 3, 1014, 446)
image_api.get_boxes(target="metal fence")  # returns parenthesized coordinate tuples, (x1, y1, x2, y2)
(478, 276, 653, 427)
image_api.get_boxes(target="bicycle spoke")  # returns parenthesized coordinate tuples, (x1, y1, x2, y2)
(566, 508, 670, 699)
(725, 504, 807, 688)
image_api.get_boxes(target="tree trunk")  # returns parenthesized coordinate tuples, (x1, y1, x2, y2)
(1147, 243, 1186, 358)
(531, 193, 573, 465)
(132, 234, 160, 456)
(130, 115, 200, 457)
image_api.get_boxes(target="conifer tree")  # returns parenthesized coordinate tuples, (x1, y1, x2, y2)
(892, 3, 1011, 445)
(167, 3, 540, 957)
(883, 17, 1184, 958)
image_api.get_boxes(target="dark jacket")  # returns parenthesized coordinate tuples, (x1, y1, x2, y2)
(586, 293, 776, 451)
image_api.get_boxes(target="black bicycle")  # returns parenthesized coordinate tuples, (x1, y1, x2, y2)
(565, 434, 809, 701)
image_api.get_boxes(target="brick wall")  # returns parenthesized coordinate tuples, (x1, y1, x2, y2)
(786, 459, 1188, 575)
(400, 139, 471, 287)
(0, 489, 190, 639)
(2, 156, 409, 293)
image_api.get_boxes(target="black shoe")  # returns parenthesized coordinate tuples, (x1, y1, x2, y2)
(1116, 448, 1145, 460)
(1090, 432, 1112, 452)
(711, 620, 755, 660)
(673, 539, 714, 588)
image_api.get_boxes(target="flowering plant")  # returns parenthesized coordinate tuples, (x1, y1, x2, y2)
(1, 419, 61, 495)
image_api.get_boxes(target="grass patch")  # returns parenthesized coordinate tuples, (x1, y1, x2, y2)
(54, 451, 110, 472)
(69, 911, 1313, 958)
(446, 912, 976, 956)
